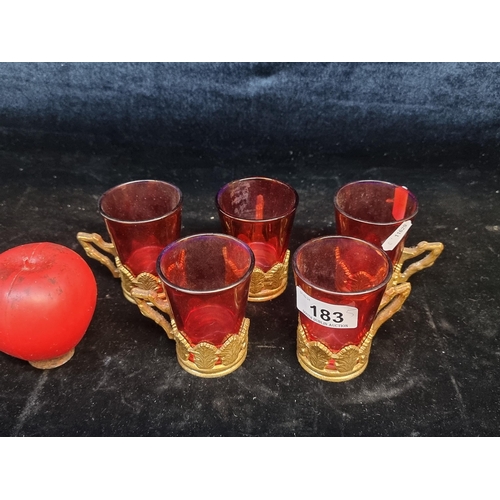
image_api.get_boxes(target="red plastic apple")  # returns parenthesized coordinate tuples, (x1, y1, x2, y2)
(0, 242, 97, 368)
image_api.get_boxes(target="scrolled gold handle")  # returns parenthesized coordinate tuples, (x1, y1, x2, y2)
(395, 241, 444, 284)
(77, 232, 120, 278)
(371, 282, 412, 337)
(130, 287, 174, 340)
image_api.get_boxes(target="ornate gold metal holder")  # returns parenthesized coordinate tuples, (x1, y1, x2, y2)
(249, 250, 290, 302)
(131, 288, 249, 378)
(392, 241, 444, 287)
(77, 232, 160, 303)
(297, 282, 412, 382)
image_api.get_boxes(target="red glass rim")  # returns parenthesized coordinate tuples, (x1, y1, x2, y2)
(156, 233, 255, 295)
(98, 179, 183, 224)
(292, 235, 393, 296)
(216, 176, 299, 222)
(334, 180, 418, 225)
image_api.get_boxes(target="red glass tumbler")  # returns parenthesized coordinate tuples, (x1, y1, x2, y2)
(131, 233, 255, 378)
(334, 180, 443, 286)
(216, 177, 298, 301)
(78, 179, 182, 302)
(293, 235, 411, 382)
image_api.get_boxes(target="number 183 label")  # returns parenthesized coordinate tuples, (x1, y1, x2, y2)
(296, 286, 358, 329)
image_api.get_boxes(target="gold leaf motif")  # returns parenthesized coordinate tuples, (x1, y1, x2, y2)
(193, 343, 218, 370)
(172, 318, 250, 377)
(136, 272, 161, 291)
(250, 250, 290, 294)
(297, 320, 374, 382)
(392, 262, 404, 286)
(250, 268, 266, 294)
(173, 327, 192, 359)
(358, 329, 374, 354)
(116, 257, 138, 292)
(176, 340, 190, 361)
(296, 322, 308, 355)
(238, 317, 250, 341)
(266, 262, 287, 290)
(219, 335, 243, 365)
(308, 344, 331, 370)
(335, 345, 361, 373)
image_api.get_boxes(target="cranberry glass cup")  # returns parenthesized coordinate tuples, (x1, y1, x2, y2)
(293, 236, 410, 382)
(77, 179, 182, 303)
(216, 177, 299, 302)
(158, 233, 254, 346)
(100, 179, 182, 276)
(132, 233, 255, 377)
(334, 180, 418, 266)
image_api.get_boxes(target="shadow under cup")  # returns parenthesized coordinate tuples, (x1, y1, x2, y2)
(293, 236, 407, 382)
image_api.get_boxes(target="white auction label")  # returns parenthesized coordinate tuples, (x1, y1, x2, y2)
(296, 286, 358, 329)
(382, 220, 412, 251)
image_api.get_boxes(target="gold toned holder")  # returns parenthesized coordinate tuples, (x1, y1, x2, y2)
(77, 232, 249, 377)
(297, 282, 412, 382)
(249, 249, 290, 302)
(392, 241, 444, 287)
(77, 232, 159, 303)
(131, 288, 249, 378)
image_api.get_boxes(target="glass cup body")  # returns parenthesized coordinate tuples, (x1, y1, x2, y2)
(293, 236, 392, 353)
(157, 233, 255, 347)
(99, 179, 182, 276)
(334, 180, 418, 265)
(216, 177, 298, 272)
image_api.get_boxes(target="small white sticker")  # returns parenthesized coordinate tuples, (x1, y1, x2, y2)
(296, 286, 358, 329)
(382, 220, 412, 251)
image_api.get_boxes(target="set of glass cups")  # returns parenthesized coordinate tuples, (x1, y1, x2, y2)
(77, 178, 443, 381)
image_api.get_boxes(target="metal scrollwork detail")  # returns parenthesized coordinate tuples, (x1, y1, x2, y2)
(249, 250, 290, 302)
(335, 345, 365, 373)
(297, 321, 371, 382)
(76, 232, 119, 278)
(115, 256, 162, 303)
(173, 318, 250, 378)
(308, 343, 332, 371)
(296, 282, 411, 382)
(392, 241, 444, 286)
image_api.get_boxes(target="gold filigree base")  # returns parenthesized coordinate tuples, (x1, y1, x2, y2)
(29, 348, 75, 369)
(173, 317, 250, 378)
(296, 321, 373, 382)
(115, 256, 162, 304)
(249, 250, 290, 302)
(130, 287, 249, 377)
(296, 282, 411, 382)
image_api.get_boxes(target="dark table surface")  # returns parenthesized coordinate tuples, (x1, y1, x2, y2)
(0, 145, 498, 437)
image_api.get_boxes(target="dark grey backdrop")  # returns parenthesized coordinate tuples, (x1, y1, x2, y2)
(0, 62, 499, 437)
(1, 62, 499, 162)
